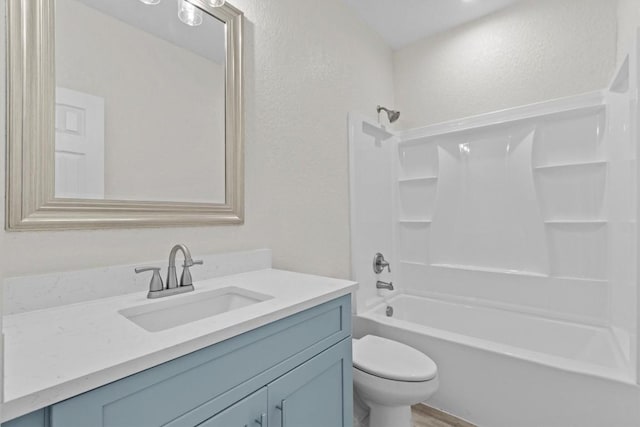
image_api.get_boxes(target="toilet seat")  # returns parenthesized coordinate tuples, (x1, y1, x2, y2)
(353, 335, 437, 382)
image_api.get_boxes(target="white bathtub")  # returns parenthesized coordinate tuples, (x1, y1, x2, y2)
(354, 293, 640, 427)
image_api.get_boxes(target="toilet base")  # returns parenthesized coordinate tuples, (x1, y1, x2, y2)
(368, 402, 412, 427)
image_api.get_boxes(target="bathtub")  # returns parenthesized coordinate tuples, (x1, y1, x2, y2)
(354, 293, 640, 427)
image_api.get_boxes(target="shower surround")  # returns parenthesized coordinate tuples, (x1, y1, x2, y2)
(349, 36, 640, 427)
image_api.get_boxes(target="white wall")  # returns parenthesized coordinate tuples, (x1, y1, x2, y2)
(56, 0, 226, 203)
(393, 0, 619, 129)
(0, 0, 395, 279)
(0, 2, 5, 413)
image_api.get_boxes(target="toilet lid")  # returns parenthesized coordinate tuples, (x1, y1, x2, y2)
(353, 335, 437, 382)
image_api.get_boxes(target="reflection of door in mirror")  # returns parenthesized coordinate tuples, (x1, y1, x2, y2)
(55, 87, 105, 199)
(55, 0, 227, 204)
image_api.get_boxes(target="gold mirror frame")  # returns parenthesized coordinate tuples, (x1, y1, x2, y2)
(5, 0, 244, 230)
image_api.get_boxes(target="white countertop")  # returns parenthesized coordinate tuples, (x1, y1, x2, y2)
(2, 268, 357, 422)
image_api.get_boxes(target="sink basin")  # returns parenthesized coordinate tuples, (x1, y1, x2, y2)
(119, 286, 273, 332)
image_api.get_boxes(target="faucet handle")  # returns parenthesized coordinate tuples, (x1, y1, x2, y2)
(184, 259, 204, 267)
(180, 260, 203, 287)
(135, 266, 160, 273)
(373, 253, 391, 274)
(135, 267, 164, 293)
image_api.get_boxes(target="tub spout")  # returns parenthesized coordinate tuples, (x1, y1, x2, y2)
(376, 280, 394, 291)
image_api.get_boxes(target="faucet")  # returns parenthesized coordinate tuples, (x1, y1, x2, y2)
(135, 244, 203, 299)
(167, 244, 195, 289)
(376, 280, 394, 291)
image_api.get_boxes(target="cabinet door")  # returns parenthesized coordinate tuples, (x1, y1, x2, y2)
(198, 388, 267, 427)
(268, 339, 352, 427)
(1, 410, 47, 427)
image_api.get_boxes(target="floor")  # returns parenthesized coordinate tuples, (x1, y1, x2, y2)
(412, 404, 477, 427)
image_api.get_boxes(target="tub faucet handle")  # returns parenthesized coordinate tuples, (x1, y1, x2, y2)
(373, 253, 391, 274)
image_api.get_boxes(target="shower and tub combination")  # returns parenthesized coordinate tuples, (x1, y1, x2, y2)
(349, 38, 640, 427)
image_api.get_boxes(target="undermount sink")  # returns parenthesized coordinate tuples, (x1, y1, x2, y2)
(119, 286, 273, 332)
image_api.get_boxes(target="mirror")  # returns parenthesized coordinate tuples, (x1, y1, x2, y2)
(55, 0, 227, 203)
(6, 0, 243, 230)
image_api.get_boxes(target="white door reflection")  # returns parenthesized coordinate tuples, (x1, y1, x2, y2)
(55, 87, 105, 199)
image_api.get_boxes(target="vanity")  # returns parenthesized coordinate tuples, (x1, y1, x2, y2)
(1, 251, 357, 427)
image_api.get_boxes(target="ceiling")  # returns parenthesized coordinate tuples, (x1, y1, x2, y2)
(342, 0, 526, 50)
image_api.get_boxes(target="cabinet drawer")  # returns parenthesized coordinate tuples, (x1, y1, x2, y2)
(49, 295, 350, 427)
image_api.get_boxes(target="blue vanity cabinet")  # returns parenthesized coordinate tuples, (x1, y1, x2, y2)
(195, 339, 352, 427)
(0, 412, 46, 427)
(197, 388, 268, 427)
(2, 295, 353, 427)
(196, 337, 352, 427)
(268, 338, 353, 427)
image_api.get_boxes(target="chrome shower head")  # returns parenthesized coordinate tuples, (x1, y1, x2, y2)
(377, 105, 400, 123)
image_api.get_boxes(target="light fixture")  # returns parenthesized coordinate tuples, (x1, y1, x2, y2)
(139, 0, 161, 4)
(178, 0, 203, 26)
(206, 0, 226, 6)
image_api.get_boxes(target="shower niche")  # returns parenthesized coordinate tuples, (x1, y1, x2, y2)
(396, 142, 439, 267)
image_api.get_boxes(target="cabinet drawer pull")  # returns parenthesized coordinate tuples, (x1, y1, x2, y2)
(255, 413, 267, 426)
(276, 399, 287, 427)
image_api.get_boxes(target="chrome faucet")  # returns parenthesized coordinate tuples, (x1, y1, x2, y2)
(135, 244, 203, 299)
(376, 280, 394, 291)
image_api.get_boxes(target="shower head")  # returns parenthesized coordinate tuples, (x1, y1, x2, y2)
(377, 105, 400, 123)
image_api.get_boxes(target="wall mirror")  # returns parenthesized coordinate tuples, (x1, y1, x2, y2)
(6, 0, 243, 230)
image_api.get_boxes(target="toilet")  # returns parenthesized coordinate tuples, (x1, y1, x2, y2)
(352, 335, 439, 427)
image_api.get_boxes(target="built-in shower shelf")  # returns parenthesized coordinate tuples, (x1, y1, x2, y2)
(549, 275, 609, 284)
(547, 274, 609, 284)
(399, 136, 437, 147)
(544, 220, 608, 225)
(533, 160, 607, 171)
(398, 176, 438, 183)
(398, 219, 432, 223)
(362, 121, 394, 141)
(399, 260, 429, 267)
(431, 263, 549, 278)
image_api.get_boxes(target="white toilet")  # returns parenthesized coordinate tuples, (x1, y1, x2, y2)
(352, 335, 439, 427)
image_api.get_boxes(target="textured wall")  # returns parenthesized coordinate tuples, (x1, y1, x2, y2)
(618, 0, 640, 66)
(0, 0, 395, 279)
(393, 0, 619, 129)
